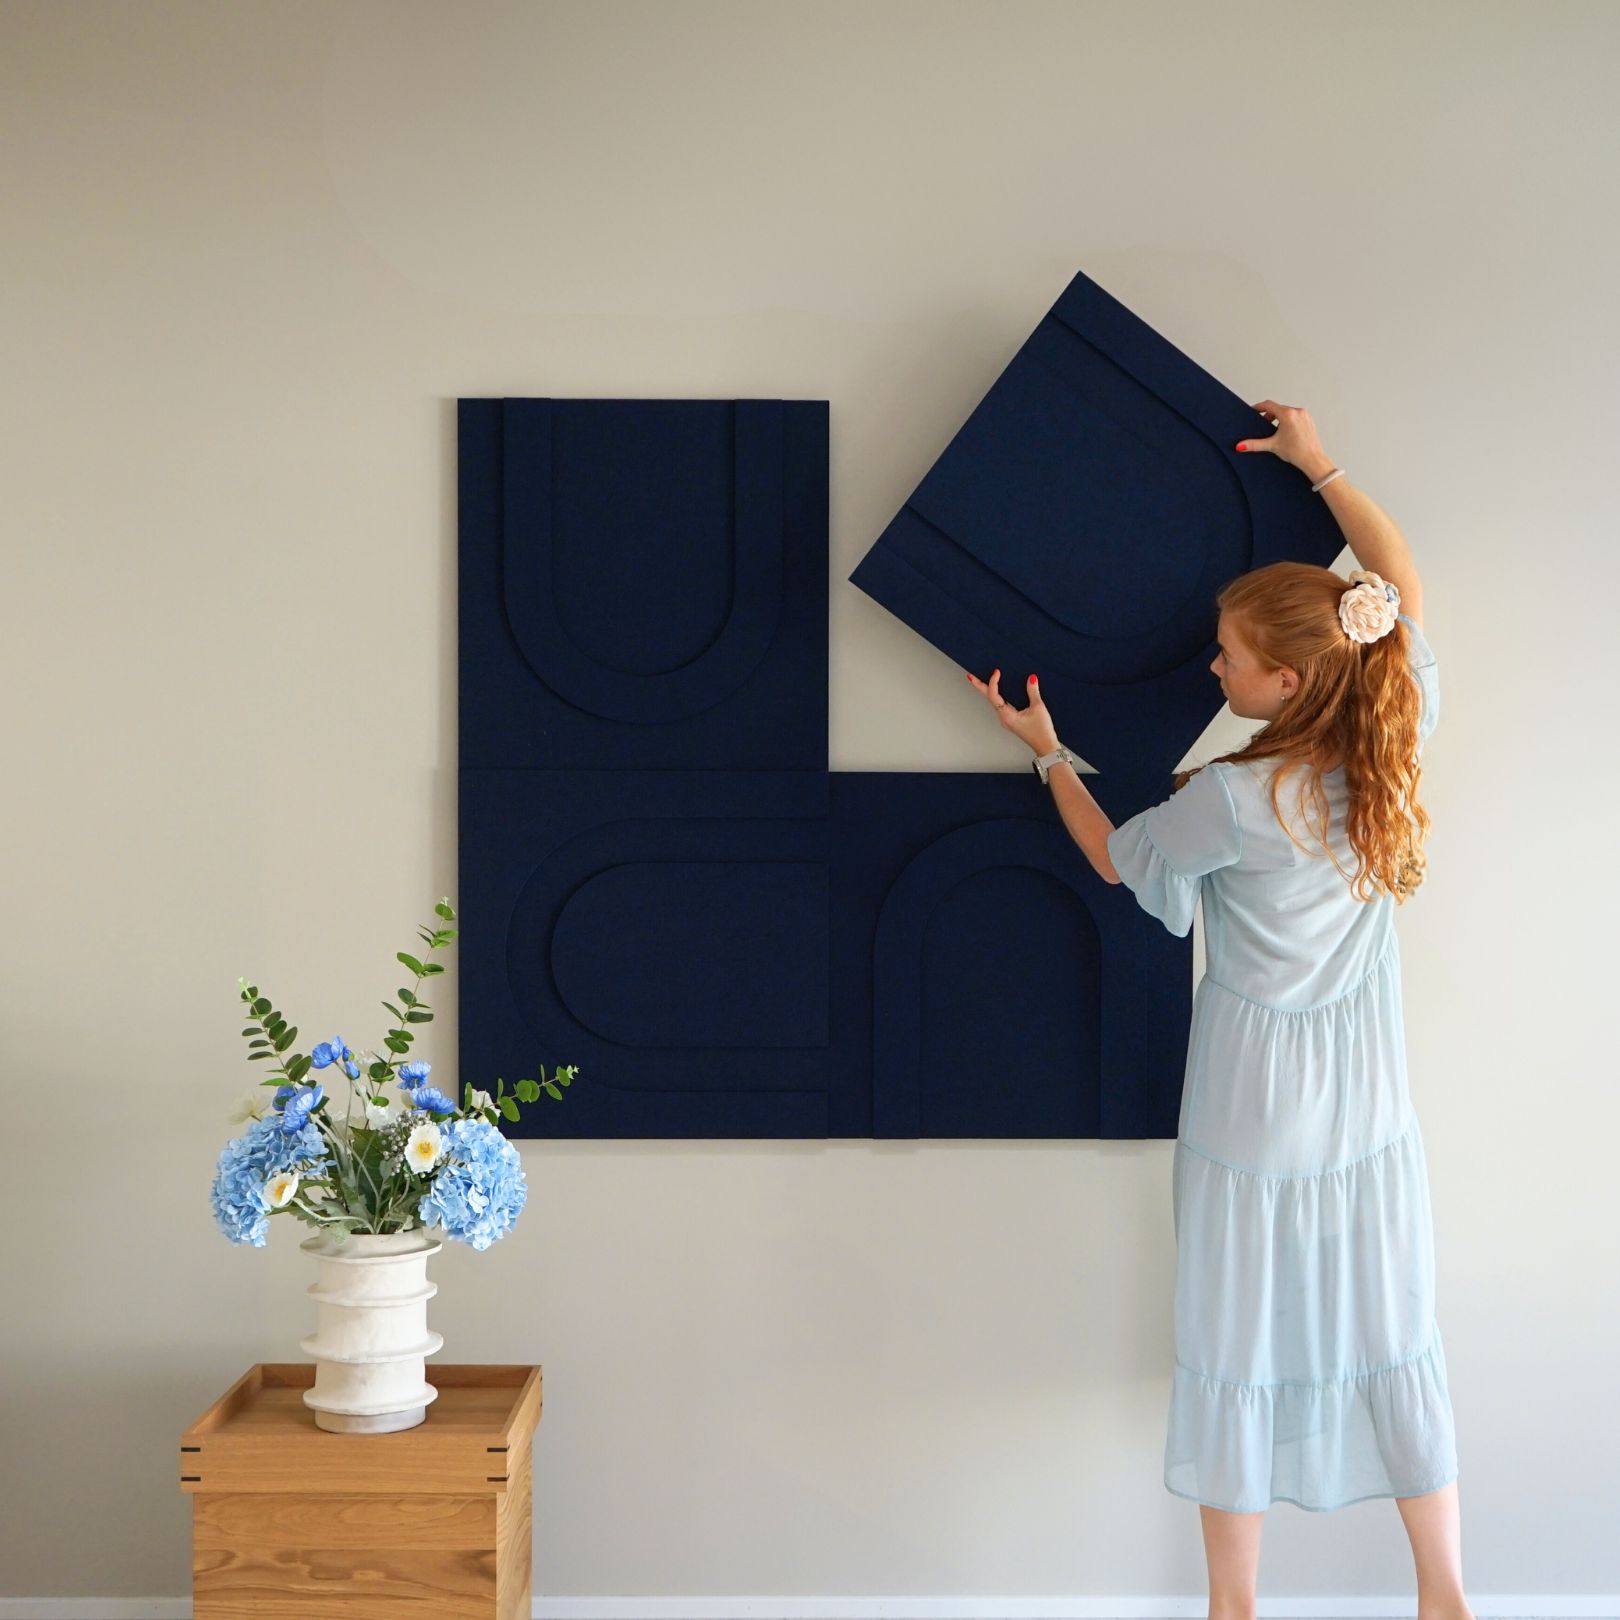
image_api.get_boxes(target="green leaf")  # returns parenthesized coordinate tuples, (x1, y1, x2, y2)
(388, 1027, 413, 1045)
(248, 1050, 273, 1061)
(398, 988, 417, 1006)
(382, 1001, 404, 1020)
(405, 1009, 432, 1024)
(515, 1080, 540, 1103)
(397, 952, 426, 976)
(248, 1038, 270, 1049)
(240, 1027, 260, 1037)
(500, 1096, 520, 1122)
(435, 899, 456, 920)
(483, 1107, 499, 1126)
(385, 1035, 409, 1054)
(367, 1060, 391, 1082)
(544, 1082, 561, 1099)
(267, 1018, 287, 1039)
(251, 997, 271, 1017)
(274, 1026, 297, 1052)
(286, 1053, 312, 1084)
(419, 962, 444, 976)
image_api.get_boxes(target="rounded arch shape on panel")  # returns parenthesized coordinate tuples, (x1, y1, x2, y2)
(500, 398, 786, 724)
(870, 817, 1123, 1139)
(503, 817, 830, 1091)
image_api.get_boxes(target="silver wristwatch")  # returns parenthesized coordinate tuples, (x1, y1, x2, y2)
(1032, 743, 1082, 785)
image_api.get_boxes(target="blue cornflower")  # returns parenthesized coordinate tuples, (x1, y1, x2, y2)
(210, 1114, 331, 1246)
(411, 1086, 457, 1115)
(279, 1083, 325, 1133)
(418, 1119, 527, 1251)
(312, 1036, 361, 1080)
(398, 1061, 431, 1090)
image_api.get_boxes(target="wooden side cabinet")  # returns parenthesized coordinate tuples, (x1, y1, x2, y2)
(179, 1362, 542, 1619)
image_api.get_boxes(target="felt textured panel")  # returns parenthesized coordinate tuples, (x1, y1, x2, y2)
(456, 364, 1240, 1141)
(459, 397, 828, 771)
(459, 765, 1192, 1140)
(459, 768, 836, 1140)
(848, 267, 1347, 778)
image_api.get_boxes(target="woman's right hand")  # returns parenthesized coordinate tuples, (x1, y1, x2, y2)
(1236, 400, 1335, 483)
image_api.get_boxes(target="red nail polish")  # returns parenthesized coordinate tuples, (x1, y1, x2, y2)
(1028, 674, 1037, 684)
(1235, 443, 1247, 452)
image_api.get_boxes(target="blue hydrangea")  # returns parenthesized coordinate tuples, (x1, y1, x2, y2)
(418, 1119, 527, 1251)
(210, 1113, 331, 1247)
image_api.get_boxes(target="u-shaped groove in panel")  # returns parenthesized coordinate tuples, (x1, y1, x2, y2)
(829, 771, 1196, 1142)
(459, 397, 827, 773)
(848, 266, 1348, 781)
(502, 399, 785, 723)
(548, 858, 829, 1048)
(462, 768, 833, 1138)
(907, 324, 1253, 662)
(871, 817, 1106, 1139)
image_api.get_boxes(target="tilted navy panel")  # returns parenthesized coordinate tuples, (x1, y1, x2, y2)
(848, 267, 1347, 778)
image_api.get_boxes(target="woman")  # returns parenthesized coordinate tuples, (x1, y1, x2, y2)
(968, 402, 1472, 1620)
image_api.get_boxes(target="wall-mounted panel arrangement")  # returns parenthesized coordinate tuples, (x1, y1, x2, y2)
(459, 272, 1326, 1140)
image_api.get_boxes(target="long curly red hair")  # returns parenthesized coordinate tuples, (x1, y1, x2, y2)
(1172, 561, 1431, 903)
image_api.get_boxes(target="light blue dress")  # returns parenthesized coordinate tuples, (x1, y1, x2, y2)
(1105, 612, 1458, 1513)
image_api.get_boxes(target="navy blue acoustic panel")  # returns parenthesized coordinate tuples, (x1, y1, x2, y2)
(848, 267, 1347, 777)
(460, 767, 836, 1139)
(833, 770, 1192, 1140)
(459, 398, 828, 772)
(459, 764, 1191, 1139)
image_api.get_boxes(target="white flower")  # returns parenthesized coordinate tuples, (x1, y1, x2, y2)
(405, 1120, 444, 1174)
(1339, 569, 1400, 643)
(227, 1087, 272, 1126)
(469, 1089, 494, 1114)
(262, 1170, 300, 1209)
(365, 1098, 397, 1129)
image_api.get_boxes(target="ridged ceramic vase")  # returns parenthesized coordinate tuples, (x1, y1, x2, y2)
(299, 1227, 444, 1433)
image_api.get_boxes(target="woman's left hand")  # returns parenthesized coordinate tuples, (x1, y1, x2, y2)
(965, 666, 1060, 756)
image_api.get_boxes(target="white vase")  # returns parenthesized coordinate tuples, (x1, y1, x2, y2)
(299, 1227, 445, 1434)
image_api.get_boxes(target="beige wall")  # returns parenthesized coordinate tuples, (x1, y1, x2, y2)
(3, 0, 1616, 1608)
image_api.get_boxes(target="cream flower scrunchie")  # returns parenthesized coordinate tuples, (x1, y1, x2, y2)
(1338, 568, 1401, 644)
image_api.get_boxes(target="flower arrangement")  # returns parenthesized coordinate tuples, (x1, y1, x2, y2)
(211, 897, 577, 1251)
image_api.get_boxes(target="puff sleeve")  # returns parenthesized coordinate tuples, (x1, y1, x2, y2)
(1397, 610, 1440, 749)
(1105, 762, 1243, 937)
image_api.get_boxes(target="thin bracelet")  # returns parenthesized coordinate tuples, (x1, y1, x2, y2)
(1311, 467, 1347, 493)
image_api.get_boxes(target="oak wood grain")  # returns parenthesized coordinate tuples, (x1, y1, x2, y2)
(182, 1364, 542, 1618)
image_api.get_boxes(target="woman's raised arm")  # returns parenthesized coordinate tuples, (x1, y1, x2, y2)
(1237, 400, 1425, 630)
